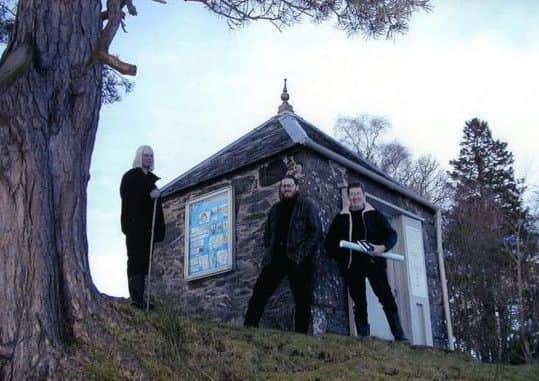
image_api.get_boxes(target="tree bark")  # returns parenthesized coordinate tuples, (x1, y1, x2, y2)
(0, 1, 103, 379)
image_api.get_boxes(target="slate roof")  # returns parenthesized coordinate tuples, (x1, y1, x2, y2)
(161, 111, 402, 199)
(162, 116, 295, 197)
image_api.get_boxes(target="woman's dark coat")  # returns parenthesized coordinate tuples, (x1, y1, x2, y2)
(120, 167, 165, 275)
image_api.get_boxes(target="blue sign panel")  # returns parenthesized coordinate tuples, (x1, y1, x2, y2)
(185, 187, 234, 280)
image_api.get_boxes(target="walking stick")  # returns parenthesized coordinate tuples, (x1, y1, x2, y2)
(146, 197, 158, 312)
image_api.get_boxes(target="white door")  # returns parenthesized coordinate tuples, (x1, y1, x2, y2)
(348, 214, 433, 346)
(389, 215, 433, 346)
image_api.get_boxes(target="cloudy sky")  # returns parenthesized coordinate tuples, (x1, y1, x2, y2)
(87, 0, 539, 296)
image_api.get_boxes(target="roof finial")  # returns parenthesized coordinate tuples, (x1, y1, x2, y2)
(278, 78, 294, 114)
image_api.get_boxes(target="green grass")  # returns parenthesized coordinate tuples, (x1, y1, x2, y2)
(64, 301, 538, 380)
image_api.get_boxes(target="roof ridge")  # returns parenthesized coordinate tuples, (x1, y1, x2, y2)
(159, 111, 436, 210)
(278, 113, 308, 144)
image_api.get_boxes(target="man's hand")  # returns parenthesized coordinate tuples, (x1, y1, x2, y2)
(371, 244, 386, 256)
(150, 189, 161, 199)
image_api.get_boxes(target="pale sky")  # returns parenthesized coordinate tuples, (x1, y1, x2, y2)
(86, 0, 539, 296)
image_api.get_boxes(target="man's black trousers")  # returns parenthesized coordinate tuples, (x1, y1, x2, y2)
(126, 235, 151, 305)
(244, 255, 312, 333)
(344, 257, 398, 327)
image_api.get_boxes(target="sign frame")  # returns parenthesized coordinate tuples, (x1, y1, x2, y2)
(184, 186, 235, 281)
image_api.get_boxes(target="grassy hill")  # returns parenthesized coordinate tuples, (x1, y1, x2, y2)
(61, 300, 538, 380)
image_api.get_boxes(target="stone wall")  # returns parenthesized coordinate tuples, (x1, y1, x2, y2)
(152, 147, 448, 348)
(152, 149, 301, 330)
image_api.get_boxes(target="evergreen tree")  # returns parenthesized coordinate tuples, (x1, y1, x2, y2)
(449, 118, 523, 222)
(445, 118, 536, 363)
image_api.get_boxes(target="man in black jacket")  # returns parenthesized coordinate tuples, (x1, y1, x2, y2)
(244, 175, 322, 333)
(325, 181, 407, 341)
(120, 145, 165, 310)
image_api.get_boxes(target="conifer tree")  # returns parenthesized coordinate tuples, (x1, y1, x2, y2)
(445, 118, 535, 363)
(449, 118, 523, 222)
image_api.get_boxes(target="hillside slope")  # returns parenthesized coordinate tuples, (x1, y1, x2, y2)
(61, 299, 538, 380)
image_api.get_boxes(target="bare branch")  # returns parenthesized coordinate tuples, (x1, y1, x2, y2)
(90, 0, 138, 76)
(98, 0, 124, 53)
(124, 0, 138, 16)
(0, 2, 15, 18)
(0, 42, 32, 92)
(94, 51, 137, 76)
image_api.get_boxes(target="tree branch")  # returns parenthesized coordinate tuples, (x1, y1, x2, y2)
(124, 0, 138, 16)
(0, 2, 16, 18)
(0, 42, 33, 93)
(97, 0, 124, 53)
(0, 343, 12, 360)
(91, 0, 167, 75)
(94, 51, 137, 76)
(90, 0, 137, 75)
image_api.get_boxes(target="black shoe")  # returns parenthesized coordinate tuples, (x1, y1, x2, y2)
(394, 335, 409, 343)
(356, 324, 370, 338)
(385, 311, 409, 343)
(353, 306, 370, 338)
(244, 320, 259, 328)
(131, 301, 155, 310)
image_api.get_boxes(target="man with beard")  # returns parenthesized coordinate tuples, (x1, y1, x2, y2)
(120, 145, 165, 310)
(244, 175, 322, 333)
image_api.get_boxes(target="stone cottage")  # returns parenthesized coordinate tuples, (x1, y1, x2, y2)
(152, 85, 454, 349)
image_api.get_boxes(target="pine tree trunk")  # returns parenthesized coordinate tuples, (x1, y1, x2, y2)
(0, 1, 102, 379)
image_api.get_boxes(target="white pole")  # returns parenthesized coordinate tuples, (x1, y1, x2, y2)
(339, 240, 405, 262)
(436, 210, 454, 350)
(146, 198, 158, 312)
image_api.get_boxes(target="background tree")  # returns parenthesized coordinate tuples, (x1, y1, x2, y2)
(376, 140, 412, 179)
(445, 118, 537, 363)
(0, 0, 14, 44)
(0, 1, 431, 379)
(444, 193, 509, 361)
(510, 188, 539, 363)
(408, 154, 450, 206)
(502, 201, 539, 363)
(448, 118, 523, 220)
(334, 113, 450, 205)
(334, 114, 390, 162)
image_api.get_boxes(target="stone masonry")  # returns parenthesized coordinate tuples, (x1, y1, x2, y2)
(152, 148, 448, 348)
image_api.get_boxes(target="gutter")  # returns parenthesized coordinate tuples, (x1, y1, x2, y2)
(436, 210, 455, 350)
(301, 137, 438, 211)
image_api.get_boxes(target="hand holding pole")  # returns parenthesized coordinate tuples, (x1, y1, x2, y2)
(339, 240, 404, 262)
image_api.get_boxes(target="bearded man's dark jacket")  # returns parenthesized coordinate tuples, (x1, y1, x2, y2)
(262, 195, 322, 266)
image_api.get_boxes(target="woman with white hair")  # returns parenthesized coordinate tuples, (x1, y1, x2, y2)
(120, 145, 165, 309)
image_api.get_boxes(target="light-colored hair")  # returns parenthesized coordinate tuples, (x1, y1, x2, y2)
(132, 145, 154, 171)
